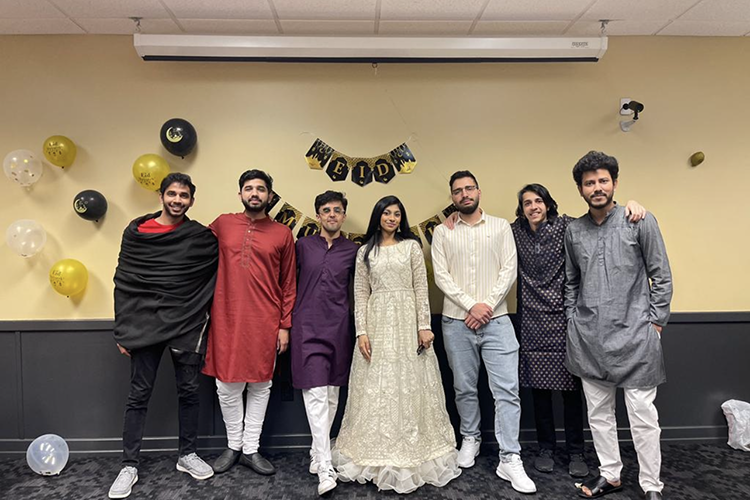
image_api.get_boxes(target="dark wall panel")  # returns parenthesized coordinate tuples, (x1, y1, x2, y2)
(2, 313, 748, 454)
(0, 332, 20, 438)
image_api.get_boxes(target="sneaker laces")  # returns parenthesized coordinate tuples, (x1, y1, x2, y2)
(569, 453, 585, 462)
(506, 455, 527, 474)
(539, 449, 554, 458)
(319, 463, 336, 480)
(181, 453, 208, 469)
(114, 466, 137, 486)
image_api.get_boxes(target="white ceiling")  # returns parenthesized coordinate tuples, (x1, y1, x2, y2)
(1, 0, 749, 36)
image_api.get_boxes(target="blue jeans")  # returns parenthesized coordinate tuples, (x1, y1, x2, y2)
(442, 314, 522, 458)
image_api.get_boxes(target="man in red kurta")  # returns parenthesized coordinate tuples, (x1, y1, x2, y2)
(203, 169, 296, 476)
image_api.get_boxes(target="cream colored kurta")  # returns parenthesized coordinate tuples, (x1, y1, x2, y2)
(332, 239, 460, 493)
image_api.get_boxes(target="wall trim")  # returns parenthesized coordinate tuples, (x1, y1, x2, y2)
(1, 311, 748, 332)
(0, 425, 729, 457)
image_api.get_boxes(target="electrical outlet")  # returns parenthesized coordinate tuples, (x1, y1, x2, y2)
(620, 98, 633, 116)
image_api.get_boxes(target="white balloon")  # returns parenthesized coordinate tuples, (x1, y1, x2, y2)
(26, 434, 70, 476)
(6, 219, 47, 257)
(3, 149, 44, 187)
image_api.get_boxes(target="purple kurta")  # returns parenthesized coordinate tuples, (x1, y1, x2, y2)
(291, 234, 358, 390)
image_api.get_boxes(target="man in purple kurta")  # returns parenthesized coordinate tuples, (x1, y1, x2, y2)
(291, 190, 358, 496)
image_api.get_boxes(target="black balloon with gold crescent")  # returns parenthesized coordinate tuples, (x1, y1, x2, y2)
(160, 118, 197, 158)
(73, 190, 108, 221)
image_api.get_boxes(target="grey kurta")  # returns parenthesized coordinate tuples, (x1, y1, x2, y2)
(563, 204, 673, 389)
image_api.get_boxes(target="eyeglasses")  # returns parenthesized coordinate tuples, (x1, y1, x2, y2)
(320, 207, 344, 215)
(451, 185, 478, 196)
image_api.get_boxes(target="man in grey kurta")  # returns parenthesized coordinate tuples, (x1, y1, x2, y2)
(564, 151, 672, 500)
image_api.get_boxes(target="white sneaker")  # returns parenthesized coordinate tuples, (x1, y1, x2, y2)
(108, 466, 138, 499)
(457, 436, 481, 468)
(317, 463, 337, 495)
(176, 452, 214, 480)
(309, 450, 319, 474)
(496, 454, 537, 494)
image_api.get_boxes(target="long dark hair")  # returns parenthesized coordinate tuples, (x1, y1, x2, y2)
(362, 195, 420, 269)
(515, 183, 559, 220)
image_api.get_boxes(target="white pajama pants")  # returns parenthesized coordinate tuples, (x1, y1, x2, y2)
(582, 378, 664, 494)
(302, 385, 340, 465)
(216, 380, 272, 455)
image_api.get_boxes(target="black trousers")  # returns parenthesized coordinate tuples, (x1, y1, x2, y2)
(532, 388, 585, 456)
(122, 342, 202, 466)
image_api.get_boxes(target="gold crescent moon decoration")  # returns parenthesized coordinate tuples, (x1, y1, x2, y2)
(166, 127, 183, 143)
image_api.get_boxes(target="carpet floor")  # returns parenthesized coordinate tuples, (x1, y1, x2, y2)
(2, 443, 749, 499)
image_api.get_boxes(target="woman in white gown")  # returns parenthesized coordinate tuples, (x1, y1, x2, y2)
(332, 195, 461, 493)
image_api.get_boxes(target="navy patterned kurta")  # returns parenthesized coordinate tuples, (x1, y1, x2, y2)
(511, 215, 579, 391)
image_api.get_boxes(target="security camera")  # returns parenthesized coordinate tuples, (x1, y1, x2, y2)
(621, 100, 644, 119)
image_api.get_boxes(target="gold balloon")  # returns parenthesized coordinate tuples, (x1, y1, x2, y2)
(43, 135, 77, 168)
(49, 259, 88, 297)
(132, 154, 170, 191)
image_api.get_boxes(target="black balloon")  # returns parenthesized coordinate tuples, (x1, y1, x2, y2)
(160, 118, 197, 158)
(73, 190, 108, 221)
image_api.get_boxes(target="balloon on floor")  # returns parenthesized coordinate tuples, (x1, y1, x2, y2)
(132, 154, 170, 191)
(6, 220, 47, 257)
(27, 434, 69, 476)
(73, 190, 108, 221)
(49, 259, 88, 297)
(42, 135, 77, 168)
(3, 149, 43, 187)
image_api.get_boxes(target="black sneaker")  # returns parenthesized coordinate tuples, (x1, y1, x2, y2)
(534, 449, 554, 473)
(568, 453, 589, 478)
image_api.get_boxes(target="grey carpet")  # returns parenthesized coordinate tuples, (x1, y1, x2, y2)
(2, 443, 749, 499)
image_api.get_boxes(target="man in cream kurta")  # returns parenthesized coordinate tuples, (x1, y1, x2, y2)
(432, 170, 536, 495)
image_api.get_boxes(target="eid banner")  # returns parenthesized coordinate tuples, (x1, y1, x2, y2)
(326, 152, 352, 182)
(306, 139, 416, 186)
(274, 202, 302, 229)
(418, 215, 442, 245)
(305, 139, 334, 170)
(390, 143, 417, 174)
(296, 217, 321, 239)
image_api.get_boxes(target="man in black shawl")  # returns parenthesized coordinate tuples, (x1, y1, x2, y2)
(108, 173, 219, 499)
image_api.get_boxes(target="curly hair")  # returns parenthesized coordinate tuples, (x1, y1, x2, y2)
(572, 151, 619, 186)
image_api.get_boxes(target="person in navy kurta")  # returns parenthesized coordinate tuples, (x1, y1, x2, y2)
(291, 191, 358, 496)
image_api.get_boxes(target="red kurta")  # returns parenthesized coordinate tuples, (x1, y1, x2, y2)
(203, 213, 296, 383)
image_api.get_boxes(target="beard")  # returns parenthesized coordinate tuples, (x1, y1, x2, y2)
(455, 197, 479, 215)
(585, 190, 614, 209)
(242, 197, 269, 214)
(163, 202, 188, 218)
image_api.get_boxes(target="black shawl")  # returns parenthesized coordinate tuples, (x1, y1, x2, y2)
(113, 212, 219, 352)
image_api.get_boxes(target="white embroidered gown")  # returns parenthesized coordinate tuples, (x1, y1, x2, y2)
(332, 240, 461, 493)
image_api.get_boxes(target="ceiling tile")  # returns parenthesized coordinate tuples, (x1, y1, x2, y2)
(161, 0, 273, 20)
(0, 18, 84, 34)
(75, 17, 182, 34)
(0, 0, 65, 18)
(281, 20, 375, 35)
(581, 0, 698, 22)
(472, 20, 568, 35)
(379, 20, 472, 35)
(679, 0, 750, 22)
(657, 20, 750, 36)
(51, 0, 170, 19)
(482, 0, 593, 21)
(380, 0, 487, 21)
(566, 20, 669, 36)
(180, 19, 279, 35)
(273, 0, 377, 21)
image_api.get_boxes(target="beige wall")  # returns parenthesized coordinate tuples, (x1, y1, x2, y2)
(1, 35, 748, 319)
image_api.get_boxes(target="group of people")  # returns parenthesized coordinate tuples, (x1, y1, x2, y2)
(109, 150, 673, 500)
